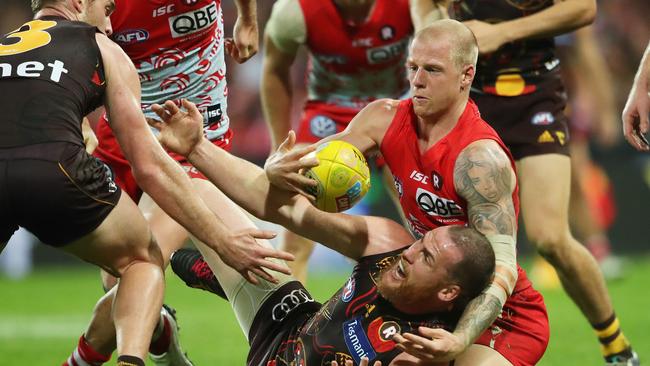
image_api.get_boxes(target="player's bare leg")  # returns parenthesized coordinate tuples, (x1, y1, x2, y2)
(185, 183, 293, 336)
(454, 345, 513, 366)
(279, 230, 314, 284)
(99, 177, 225, 365)
(568, 141, 621, 278)
(517, 154, 634, 362)
(99, 177, 278, 361)
(64, 192, 164, 362)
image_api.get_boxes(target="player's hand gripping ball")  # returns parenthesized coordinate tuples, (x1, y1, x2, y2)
(303, 141, 371, 213)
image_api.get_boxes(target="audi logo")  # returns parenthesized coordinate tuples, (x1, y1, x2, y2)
(271, 289, 315, 322)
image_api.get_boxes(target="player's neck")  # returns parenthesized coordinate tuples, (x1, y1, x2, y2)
(35, 6, 79, 22)
(334, 0, 376, 25)
(416, 99, 468, 151)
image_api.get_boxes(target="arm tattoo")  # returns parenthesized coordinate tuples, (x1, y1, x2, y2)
(451, 141, 517, 343)
(454, 143, 516, 237)
(454, 293, 503, 344)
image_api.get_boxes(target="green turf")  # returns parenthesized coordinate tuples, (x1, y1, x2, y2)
(1, 257, 648, 365)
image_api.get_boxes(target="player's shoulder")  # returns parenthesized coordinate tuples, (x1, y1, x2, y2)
(363, 99, 402, 118)
(458, 139, 511, 165)
(95, 33, 137, 75)
(348, 99, 402, 137)
(270, 0, 303, 19)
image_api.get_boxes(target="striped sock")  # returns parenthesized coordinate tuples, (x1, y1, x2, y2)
(63, 335, 111, 366)
(592, 313, 631, 359)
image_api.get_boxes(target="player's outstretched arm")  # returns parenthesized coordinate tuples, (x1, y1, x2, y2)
(463, 0, 595, 54)
(622, 40, 650, 152)
(151, 101, 414, 260)
(96, 34, 292, 285)
(264, 99, 398, 195)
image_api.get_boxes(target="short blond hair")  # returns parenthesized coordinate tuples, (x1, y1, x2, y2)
(415, 19, 479, 70)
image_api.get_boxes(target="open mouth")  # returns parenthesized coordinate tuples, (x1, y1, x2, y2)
(395, 259, 406, 279)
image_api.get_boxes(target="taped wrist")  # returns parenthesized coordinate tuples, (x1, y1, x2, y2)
(486, 234, 518, 297)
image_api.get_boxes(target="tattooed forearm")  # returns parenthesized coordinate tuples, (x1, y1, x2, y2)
(453, 292, 503, 345)
(468, 202, 515, 236)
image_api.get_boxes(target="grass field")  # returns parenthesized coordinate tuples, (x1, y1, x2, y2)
(1, 256, 649, 365)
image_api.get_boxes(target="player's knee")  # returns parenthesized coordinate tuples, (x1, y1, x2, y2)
(528, 228, 571, 262)
(111, 236, 165, 277)
(145, 235, 165, 268)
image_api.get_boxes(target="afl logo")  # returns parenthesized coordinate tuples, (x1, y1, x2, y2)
(114, 29, 149, 45)
(531, 111, 555, 125)
(310, 115, 337, 138)
(342, 277, 356, 302)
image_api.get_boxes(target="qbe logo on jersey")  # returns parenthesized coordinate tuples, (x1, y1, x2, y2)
(416, 187, 463, 218)
(168, 2, 218, 39)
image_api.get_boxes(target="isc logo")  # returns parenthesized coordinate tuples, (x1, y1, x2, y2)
(168, 2, 218, 39)
(153, 4, 175, 17)
(409, 170, 428, 184)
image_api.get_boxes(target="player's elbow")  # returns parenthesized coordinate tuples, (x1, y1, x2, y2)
(576, 0, 597, 27)
(131, 162, 161, 193)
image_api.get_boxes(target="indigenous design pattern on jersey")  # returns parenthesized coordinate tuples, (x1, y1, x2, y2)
(449, 0, 558, 96)
(264, 249, 459, 366)
(299, 0, 413, 109)
(111, 0, 228, 140)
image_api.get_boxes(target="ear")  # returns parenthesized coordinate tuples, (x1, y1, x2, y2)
(437, 284, 461, 302)
(460, 64, 475, 91)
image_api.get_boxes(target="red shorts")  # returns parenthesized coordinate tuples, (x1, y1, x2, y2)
(475, 268, 549, 366)
(93, 113, 233, 202)
(296, 101, 385, 167)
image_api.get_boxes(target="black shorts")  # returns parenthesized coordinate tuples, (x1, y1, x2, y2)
(0, 142, 121, 247)
(471, 73, 570, 160)
(247, 281, 321, 366)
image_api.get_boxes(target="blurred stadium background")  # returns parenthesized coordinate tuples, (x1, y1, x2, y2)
(0, 0, 648, 364)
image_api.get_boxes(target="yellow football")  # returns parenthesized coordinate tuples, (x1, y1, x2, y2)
(303, 140, 371, 213)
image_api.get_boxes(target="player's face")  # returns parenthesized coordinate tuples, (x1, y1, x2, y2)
(406, 36, 464, 119)
(377, 226, 462, 314)
(80, 0, 115, 36)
